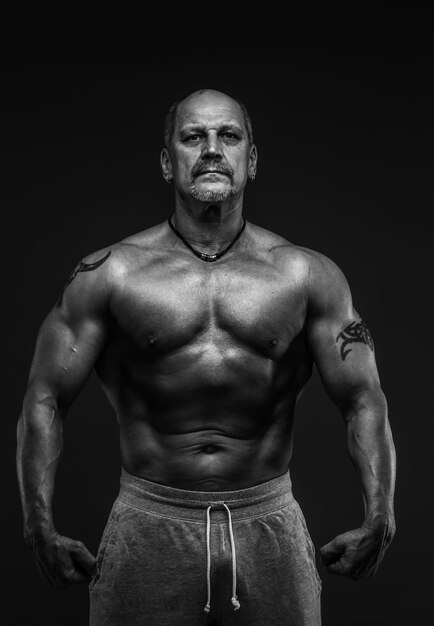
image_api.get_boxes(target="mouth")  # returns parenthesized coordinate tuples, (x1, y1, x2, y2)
(196, 170, 229, 177)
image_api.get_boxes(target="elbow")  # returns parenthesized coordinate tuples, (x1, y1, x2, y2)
(342, 385, 388, 424)
(19, 384, 62, 433)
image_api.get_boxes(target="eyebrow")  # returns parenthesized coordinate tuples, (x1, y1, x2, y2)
(179, 123, 244, 135)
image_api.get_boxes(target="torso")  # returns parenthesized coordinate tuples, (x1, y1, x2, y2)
(96, 220, 314, 490)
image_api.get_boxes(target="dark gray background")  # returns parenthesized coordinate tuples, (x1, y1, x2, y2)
(3, 11, 432, 625)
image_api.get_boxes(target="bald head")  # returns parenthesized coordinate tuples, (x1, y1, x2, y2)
(163, 89, 254, 150)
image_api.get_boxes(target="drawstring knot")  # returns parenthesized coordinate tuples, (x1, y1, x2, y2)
(231, 595, 241, 610)
(203, 502, 241, 614)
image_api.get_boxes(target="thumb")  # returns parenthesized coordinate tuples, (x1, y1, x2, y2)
(320, 537, 346, 565)
(72, 541, 97, 576)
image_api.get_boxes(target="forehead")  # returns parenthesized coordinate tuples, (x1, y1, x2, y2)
(175, 92, 244, 130)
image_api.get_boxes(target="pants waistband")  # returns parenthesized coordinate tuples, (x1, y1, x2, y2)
(118, 467, 293, 522)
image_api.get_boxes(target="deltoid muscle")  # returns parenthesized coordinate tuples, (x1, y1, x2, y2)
(335, 320, 374, 361)
(56, 251, 111, 307)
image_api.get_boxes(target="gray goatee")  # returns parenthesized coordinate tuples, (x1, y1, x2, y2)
(189, 160, 236, 202)
(189, 185, 237, 202)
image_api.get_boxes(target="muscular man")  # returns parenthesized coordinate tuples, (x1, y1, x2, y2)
(17, 89, 396, 625)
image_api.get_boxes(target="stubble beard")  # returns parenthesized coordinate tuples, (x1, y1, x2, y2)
(189, 181, 237, 202)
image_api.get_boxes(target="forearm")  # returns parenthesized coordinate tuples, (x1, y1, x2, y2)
(16, 388, 64, 545)
(344, 388, 396, 532)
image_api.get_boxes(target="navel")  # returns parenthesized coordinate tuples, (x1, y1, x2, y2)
(202, 444, 218, 454)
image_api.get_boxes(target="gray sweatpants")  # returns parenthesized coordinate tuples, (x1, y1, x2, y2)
(89, 469, 322, 625)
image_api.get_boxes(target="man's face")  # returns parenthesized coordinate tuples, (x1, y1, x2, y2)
(162, 91, 256, 203)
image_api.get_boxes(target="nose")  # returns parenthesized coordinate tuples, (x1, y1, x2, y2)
(201, 133, 223, 160)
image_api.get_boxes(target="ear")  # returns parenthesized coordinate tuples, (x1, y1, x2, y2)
(160, 148, 173, 183)
(248, 144, 258, 180)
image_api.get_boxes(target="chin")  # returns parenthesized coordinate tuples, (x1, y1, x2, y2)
(190, 183, 237, 202)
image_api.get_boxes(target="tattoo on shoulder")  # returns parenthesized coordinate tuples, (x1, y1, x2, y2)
(336, 320, 374, 361)
(56, 251, 111, 307)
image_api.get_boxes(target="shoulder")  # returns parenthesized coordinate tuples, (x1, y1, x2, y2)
(296, 247, 353, 317)
(247, 222, 307, 274)
(79, 221, 169, 283)
(248, 221, 346, 284)
(298, 246, 349, 290)
(247, 221, 352, 312)
(56, 222, 168, 312)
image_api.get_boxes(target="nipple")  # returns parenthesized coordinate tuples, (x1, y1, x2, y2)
(267, 337, 279, 347)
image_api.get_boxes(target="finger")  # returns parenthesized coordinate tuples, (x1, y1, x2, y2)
(36, 544, 79, 588)
(320, 540, 345, 565)
(325, 559, 347, 576)
(66, 568, 92, 585)
(72, 542, 97, 576)
(332, 549, 381, 581)
(327, 558, 363, 580)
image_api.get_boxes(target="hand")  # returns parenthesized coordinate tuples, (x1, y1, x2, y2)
(319, 521, 395, 580)
(27, 530, 97, 588)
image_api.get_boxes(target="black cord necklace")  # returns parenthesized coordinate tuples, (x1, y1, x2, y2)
(167, 215, 246, 263)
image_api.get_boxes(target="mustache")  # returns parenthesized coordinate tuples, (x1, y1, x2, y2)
(191, 160, 234, 178)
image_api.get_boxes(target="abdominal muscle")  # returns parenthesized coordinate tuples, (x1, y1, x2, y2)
(99, 312, 309, 491)
(118, 409, 296, 491)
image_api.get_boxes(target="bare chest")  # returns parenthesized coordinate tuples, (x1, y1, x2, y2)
(109, 257, 307, 359)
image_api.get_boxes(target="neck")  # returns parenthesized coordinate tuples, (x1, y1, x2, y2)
(172, 197, 245, 251)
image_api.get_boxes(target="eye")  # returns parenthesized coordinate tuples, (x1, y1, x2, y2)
(183, 134, 202, 143)
(221, 132, 239, 141)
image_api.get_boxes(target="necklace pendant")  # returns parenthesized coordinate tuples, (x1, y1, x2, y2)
(201, 253, 217, 261)
(168, 216, 246, 263)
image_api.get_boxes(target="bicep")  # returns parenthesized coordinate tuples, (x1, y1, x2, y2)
(309, 313, 380, 407)
(26, 308, 107, 413)
(306, 258, 381, 412)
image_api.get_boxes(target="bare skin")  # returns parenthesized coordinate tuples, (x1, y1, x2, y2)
(17, 90, 396, 591)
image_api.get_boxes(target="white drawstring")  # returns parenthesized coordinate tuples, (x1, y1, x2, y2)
(204, 506, 212, 614)
(203, 503, 240, 614)
(223, 503, 241, 611)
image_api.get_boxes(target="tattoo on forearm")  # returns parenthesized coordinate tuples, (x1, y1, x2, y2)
(336, 320, 374, 361)
(56, 251, 111, 307)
